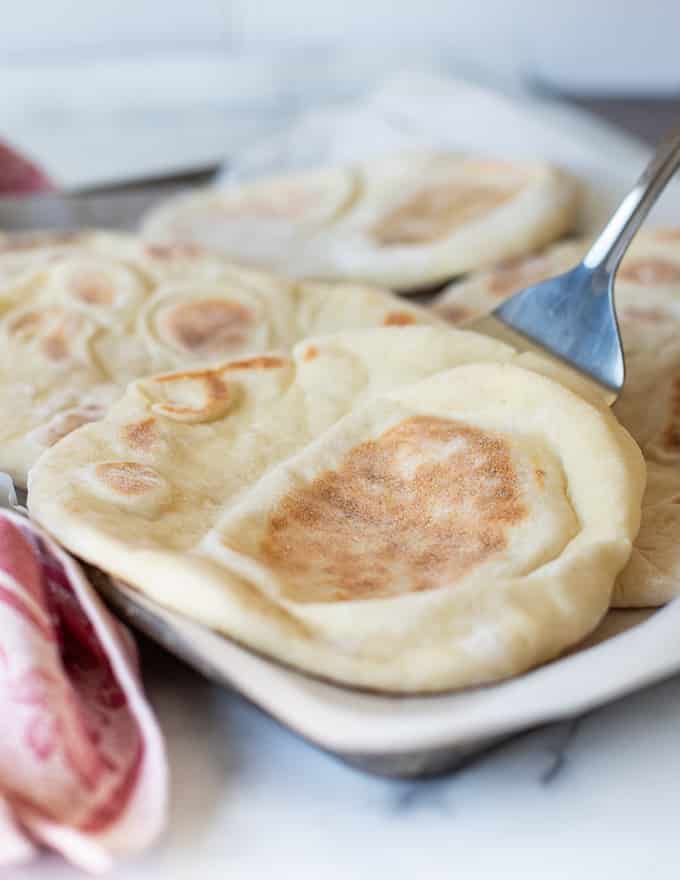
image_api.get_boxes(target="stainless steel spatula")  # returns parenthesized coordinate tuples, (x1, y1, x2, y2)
(468, 124, 680, 404)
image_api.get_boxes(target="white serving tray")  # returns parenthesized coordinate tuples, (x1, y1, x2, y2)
(28, 74, 680, 778)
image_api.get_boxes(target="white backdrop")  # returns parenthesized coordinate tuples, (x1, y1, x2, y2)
(0, 0, 676, 186)
(1, 0, 677, 90)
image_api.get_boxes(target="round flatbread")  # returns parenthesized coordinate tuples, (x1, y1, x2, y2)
(141, 151, 579, 291)
(434, 229, 680, 607)
(28, 326, 643, 693)
(0, 230, 438, 486)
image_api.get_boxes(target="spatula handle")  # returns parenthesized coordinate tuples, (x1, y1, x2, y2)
(583, 122, 680, 275)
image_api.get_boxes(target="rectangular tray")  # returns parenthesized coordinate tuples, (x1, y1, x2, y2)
(16, 73, 680, 778)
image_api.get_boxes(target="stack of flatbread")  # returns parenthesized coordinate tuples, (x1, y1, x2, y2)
(28, 326, 643, 692)
(3, 152, 677, 694)
(141, 151, 579, 290)
(0, 229, 438, 486)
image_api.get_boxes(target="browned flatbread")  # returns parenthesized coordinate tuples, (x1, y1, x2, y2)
(0, 229, 438, 485)
(141, 151, 579, 291)
(28, 326, 643, 692)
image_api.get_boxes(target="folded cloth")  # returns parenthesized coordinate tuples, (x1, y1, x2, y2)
(0, 141, 53, 195)
(0, 510, 167, 873)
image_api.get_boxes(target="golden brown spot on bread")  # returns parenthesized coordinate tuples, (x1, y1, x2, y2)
(153, 366, 226, 383)
(258, 416, 526, 603)
(145, 243, 205, 259)
(94, 462, 164, 496)
(6, 310, 42, 337)
(42, 328, 70, 361)
(151, 357, 285, 386)
(303, 346, 319, 362)
(651, 228, 680, 242)
(663, 425, 680, 452)
(488, 254, 553, 298)
(619, 259, 680, 285)
(225, 355, 286, 370)
(70, 271, 115, 305)
(659, 373, 680, 454)
(122, 417, 159, 452)
(38, 404, 105, 447)
(669, 375, 680, 413)
(384, 311, 417, 326)
(372, 182, 516, 246)
(535, 468, 546, 487)
(622, 306, 669, 324)
(0, 231, 82, 253)
(163, 298, 254, 357)
(436, 303, 473, 325)
(152, 368, 232, 424)
(7, 307, 88, 363)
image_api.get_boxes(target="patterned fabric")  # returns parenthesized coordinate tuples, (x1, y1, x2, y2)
(0, 142, 53, 195)
(0, 510, 166, 872)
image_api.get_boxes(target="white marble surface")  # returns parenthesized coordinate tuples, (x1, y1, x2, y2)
(7, 643, 680, 880)
(0, 50, 478, 188)
(4, 57, 680, 879)
(2, 0, 680, 94)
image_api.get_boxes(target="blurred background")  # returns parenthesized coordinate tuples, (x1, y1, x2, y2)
(2, 0, 679, 186)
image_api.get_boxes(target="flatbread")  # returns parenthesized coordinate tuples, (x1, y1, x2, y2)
(28, 326, 644, 693)
(0, 230, 438, 486)
(434, 229, 680, 607)
(141, 151, 579, 291)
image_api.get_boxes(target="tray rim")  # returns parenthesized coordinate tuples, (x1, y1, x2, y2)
(106, 579, 676, 758)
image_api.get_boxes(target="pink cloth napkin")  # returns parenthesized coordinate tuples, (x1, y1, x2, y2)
(0, 140, 167, 872)
(0, 510, 167, 873)
(0, 141, 53, 195)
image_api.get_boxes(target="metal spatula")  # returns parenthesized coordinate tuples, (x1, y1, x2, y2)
(468, 125, 680, 404)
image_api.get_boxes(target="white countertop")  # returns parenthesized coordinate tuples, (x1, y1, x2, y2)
(9, 643, 680, 880)
(4, 55, 680, 880)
